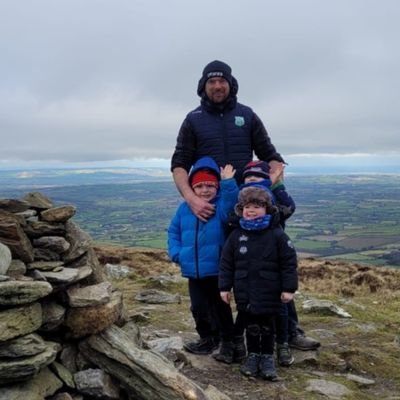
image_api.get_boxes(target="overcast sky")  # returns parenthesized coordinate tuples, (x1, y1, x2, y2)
(1, 0, 399, 170)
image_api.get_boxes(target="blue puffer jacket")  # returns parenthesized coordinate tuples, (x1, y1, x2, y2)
(168, 157, 239, 279)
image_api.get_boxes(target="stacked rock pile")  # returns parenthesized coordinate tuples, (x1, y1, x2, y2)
(0, 192, 124, 399)
(0, 193, 225, 400)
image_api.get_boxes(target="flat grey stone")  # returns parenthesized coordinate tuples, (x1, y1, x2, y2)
(0, 342, 60, 384)
(0, 334, 48, 358)
(67, 282, 112, 307)
(0, 280, 52, 306)
(0, 302, 43, 341)
(41, 205, 76, 223)
(41, 268, 79, 284)
(306, 378, 352, 399)
(0, 242, 12, 275)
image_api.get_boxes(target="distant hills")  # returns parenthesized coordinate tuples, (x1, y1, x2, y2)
(2, 163, 400, 190)
(1, 168, 399, 268)
(0, 167, 172, 189)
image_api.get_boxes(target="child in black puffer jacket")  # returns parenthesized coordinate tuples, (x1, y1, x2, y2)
(218, 186, 298, 381)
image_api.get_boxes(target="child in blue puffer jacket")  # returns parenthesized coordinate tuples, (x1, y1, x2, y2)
(168, 156, 239, 355)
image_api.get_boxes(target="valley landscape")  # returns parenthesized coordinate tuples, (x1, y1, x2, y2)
(1, 169, 400, 268)
(1, 169, 400, 399)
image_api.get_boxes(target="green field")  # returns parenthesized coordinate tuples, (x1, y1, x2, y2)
(2, 174, 400, 268)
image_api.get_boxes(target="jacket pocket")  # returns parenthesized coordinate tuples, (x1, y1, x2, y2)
(259, 270, 279, 282)
(234, 270, 248, 280)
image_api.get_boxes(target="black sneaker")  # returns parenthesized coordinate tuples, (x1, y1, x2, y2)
(213, 340, 234, 364)
(277, 342, 294, 367)
(240, 353, 260, 378)
(259, 354, 278, 381)
(289, 334, 320, 351)
(183, 337, 218, 355)
(233, 335, 247, 363)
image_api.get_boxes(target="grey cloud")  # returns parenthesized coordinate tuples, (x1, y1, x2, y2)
(1, 0, 399, 164)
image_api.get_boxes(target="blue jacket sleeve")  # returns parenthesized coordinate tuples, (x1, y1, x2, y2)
(167, 206, 183, 263)
(216, 178, 239, 224)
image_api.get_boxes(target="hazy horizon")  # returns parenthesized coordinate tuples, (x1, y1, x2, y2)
(1, 153, 399, 175)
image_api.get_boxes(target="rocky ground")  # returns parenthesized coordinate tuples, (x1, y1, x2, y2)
(3, 193, 398, 399)
(94, 244, 400, 400)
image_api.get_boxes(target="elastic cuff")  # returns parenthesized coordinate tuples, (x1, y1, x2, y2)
(271, 181, 284, 191)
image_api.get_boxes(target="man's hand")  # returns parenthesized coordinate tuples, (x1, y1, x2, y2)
(268, 161, 285, 186)
(220, 291, 231, 304)
(173, 167, 215, 222)
(281, 292, 294, 303)
(187, 193, 215, 222)
(220, 164, 236, 180)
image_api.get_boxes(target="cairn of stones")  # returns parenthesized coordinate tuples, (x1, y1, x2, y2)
(0, 193, 221, 400)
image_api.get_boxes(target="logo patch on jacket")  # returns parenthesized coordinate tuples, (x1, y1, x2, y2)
(287, 240, 295, 249)
(239, 234, 248, 242)
(239, 246, 248, 254)
(234, 116, 245, 127)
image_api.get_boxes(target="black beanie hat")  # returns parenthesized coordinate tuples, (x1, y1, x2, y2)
(197, 60, 238, 96)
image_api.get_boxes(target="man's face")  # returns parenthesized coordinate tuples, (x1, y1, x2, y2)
(205, 77, 230, 103)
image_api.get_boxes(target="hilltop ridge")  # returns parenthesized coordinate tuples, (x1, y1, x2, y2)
(1, 188, 399, 399)
(94, 243, 400, 400)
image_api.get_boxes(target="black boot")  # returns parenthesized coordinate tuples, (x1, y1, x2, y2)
(233, 335, 247, 363)
(183, 337, 218, 355)
(213, 340, 234, 364)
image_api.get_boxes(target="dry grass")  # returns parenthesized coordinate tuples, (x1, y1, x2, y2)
(94, 244, 400, 399)
(298, 258, 400, 295)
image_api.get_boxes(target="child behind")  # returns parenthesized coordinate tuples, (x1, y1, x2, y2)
(219, 186, 298, 380)
(242, 160, 298, 367)
(214, 159, 297, 365)
(241, 159, 295, 227)
(168, 156, 238, 355)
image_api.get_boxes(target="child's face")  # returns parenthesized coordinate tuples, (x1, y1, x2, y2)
(243, 202, 267, 220)
(244, 175, 264, 183)
(193, 183, 218, 202)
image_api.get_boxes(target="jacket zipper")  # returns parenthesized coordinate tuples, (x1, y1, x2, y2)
(221, 113, 229, 164)
(195, 218, 200, 279)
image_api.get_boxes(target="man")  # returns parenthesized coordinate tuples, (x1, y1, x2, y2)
(171, 60, 320, 352)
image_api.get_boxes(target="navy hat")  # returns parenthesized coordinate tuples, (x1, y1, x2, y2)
(197, 60, 238, 96)
(242, 160, 271, 180)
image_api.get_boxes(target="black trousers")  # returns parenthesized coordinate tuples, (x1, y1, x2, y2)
(237, 310, 276, 355)
(234, 300, 301, 342)
(188, 277, 234, 341)
(287, 299, 304, 338)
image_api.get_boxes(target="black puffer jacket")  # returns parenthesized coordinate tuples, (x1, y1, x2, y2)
(219, 216, 298, 315)
(171, 97, 284, 183)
